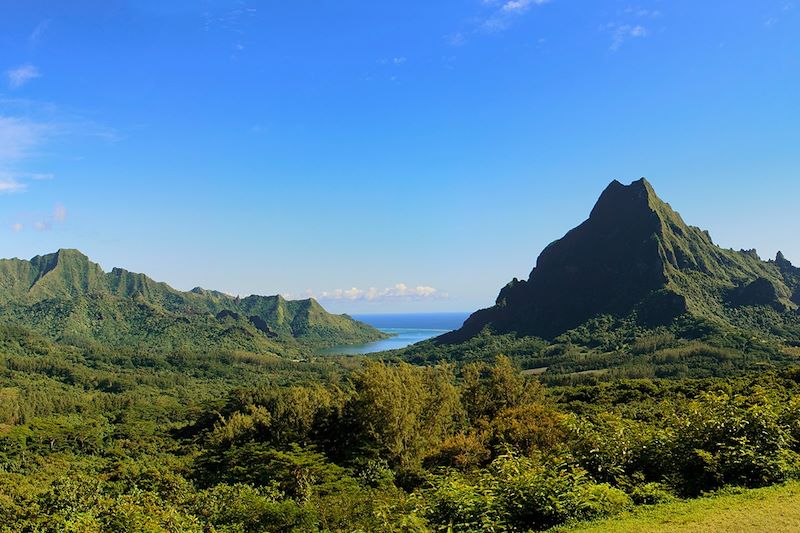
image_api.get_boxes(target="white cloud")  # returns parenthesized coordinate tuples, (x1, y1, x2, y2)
(608, 23, 648, 50)
(482, 0, 549, 32)
(0, 104, 114, 197)
(0, 88, 111, 234)
(0, 116, 54, 195)
(0, 177, 26, 193)
(624, 7, 661, 18)
(53, 204, 67, 221)
(605, 6, 658, 50)
(449, 0, 549, 44)
(630, 26, 647, 37)
(0, 116, 51, 161)
(377, 56, 408, 66)
(29, 19, 51, 46)
(7, 65, 41, 89)
(445, 32, 467, 47)
(502, 0, 546, 13)
(29, 172, 55, 181)
(7, 204, 67, 233)
(318, 283, 447, 302)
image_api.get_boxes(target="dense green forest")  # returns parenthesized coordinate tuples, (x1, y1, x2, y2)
(3, 322, 800, 532)
(399, 313, 800, 383)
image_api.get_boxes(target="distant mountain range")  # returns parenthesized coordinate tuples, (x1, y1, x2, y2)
(0, 249, 386, 355)
(4, 179, 798, 362)
(442, 178, 800, 344)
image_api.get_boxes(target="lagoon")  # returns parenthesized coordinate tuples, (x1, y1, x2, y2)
(320, 312, 469, 355)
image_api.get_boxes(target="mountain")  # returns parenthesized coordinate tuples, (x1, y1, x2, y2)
(442, 178, 800, 343)
(0, 249, 386, 354)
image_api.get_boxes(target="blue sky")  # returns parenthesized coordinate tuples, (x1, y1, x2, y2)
(1, 1, 799, 314)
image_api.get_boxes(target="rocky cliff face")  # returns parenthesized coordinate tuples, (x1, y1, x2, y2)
(775, 251, 800, 305)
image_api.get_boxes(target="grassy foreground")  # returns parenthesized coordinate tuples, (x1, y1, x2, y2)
(560, 482, 800, 533)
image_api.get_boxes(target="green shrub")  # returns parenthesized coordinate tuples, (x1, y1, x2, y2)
(628, 482, 676, 505)
(667, 391, 800, 495)
(425, 474, 499, 532)
(191, 483, 314, 533)
(423, 453, 631, 532)
(489, 454, 631, 531)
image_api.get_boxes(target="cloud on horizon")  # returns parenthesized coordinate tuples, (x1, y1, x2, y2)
(307, 283, 448, 303)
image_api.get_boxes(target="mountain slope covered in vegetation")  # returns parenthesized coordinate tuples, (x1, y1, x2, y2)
(0, 249, 385, 354)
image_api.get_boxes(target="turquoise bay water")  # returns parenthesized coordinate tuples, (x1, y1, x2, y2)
(321, 312, 469, 355)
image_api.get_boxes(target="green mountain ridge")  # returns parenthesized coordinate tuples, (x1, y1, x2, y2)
(0, 249, 386, 354)
(442, 178, 800, 344)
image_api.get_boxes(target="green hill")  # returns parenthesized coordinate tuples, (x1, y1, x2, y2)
(0, 249, 386, 354)
(442, 178, 800, 344)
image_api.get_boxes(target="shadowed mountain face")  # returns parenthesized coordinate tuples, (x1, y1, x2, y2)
(0, 249, 385, 353)
(776, 252, 800, 306)
(443, 178, 799, 342)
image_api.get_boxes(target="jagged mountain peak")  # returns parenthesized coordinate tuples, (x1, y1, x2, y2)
(26, 248, 106, 300)
(591, 177, 657, 216)
(29, 248, 89, 273)
(443, 178, 799, 343)
(36, 248, 89, 260)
